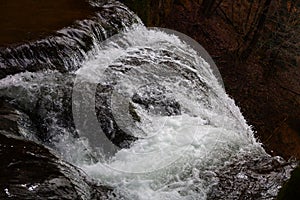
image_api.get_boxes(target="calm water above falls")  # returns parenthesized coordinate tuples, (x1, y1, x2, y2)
(0, 1, 296, 199)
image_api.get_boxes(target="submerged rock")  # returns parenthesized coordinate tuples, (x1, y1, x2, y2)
(0, 71, 139, 150)
(0, 72, 76, 143)
(132, 84, 181, 116)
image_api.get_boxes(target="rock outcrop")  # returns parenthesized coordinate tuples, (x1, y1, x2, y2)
(0, 100, 113, 199)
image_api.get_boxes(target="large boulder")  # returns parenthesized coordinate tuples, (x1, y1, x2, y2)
(0, 101, 112, 199)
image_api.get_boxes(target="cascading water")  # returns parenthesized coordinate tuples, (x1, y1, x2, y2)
(70, 25, 294, 200)
(0, 0, 140, 79)
(0, 1, 296, 199)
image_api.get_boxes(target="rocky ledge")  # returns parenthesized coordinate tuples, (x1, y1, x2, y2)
(0, 100, 113, 199)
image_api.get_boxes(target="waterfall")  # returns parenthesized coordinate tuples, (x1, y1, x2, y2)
(0, 1, 295, 199)
(0, 0, 140, 79)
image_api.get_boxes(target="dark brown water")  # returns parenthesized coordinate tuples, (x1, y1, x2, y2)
(0, 0, 94, 46)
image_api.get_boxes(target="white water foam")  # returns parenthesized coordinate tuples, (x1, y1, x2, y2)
(71, 25, 267, 199)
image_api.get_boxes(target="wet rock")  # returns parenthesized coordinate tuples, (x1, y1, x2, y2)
(0, 133, 113, 200)
(277, 166, 300, 200)
(0, 72, 76, 143)
(0, 71, 139, 150)
(0, 101, 113, 200)
(95, 83, 138, 148)
(132, 84, 181, 116)
(128, 102, 141, 122)
(207, 155, 296, 200)
(0, 100, 38, 141)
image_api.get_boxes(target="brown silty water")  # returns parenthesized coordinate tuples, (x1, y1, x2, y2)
(0, 0, 94, 46)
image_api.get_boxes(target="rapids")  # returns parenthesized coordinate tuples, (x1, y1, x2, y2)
(0, 1, 296, 199)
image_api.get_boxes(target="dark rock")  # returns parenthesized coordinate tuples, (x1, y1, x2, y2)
(0, 101, 113, 200)
(277, 166, 300, 200)
(0, 70, 139, 150)
(0, 73, 76, 143)
(95, 83, 138, 148)
(0, 133, 113, 200)
(0, 100, 38, 141)
(207, 155, 296, 200)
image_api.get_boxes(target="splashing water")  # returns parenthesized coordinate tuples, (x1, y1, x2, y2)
(0, 3, 295, 199)
(71, 25, 288, 199)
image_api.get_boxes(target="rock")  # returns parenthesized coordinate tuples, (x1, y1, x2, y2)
(0, 100, 39, 141)
(128, 102, 141, 122)
(0, 101, 113, 199)
(132, 84, 181, 116)
(277, 166, 300, 200)
(0, 72, 76, 143)
(0, 133, 113, 200)
(95, 83, 138, 148)
(207, 155, 296, 200)
(0, 71, 139, 149)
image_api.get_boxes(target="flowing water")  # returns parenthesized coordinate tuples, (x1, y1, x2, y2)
(0, 1, 296, 199)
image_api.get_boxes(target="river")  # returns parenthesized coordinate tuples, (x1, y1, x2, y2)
(0, 0, 295, 199)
